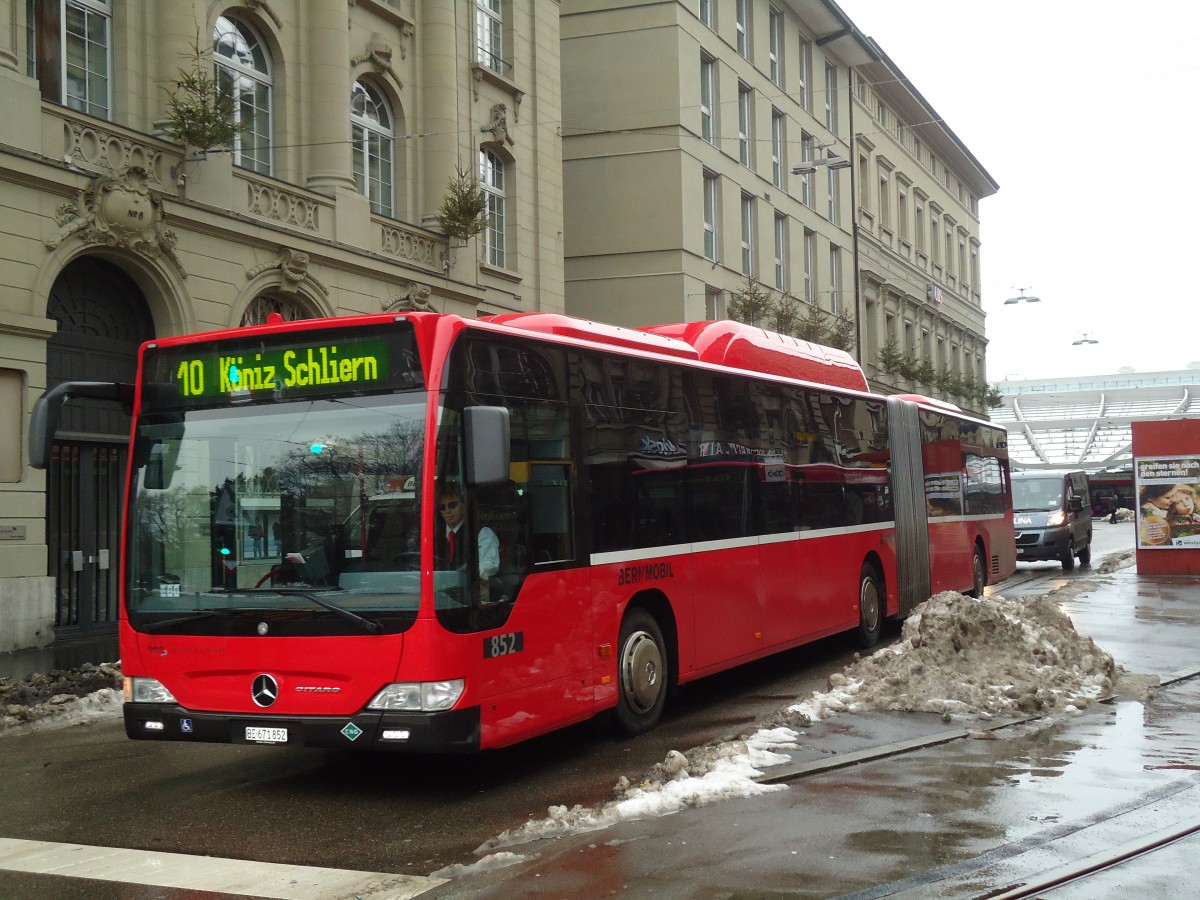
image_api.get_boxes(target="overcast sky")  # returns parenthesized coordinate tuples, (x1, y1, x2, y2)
(835, 0, 1200, 382)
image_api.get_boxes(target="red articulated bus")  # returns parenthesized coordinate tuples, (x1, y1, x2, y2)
(29, 312, 1015, 751)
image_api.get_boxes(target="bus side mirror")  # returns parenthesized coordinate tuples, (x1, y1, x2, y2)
(28, 381, 133, 470)
(464, 406, 510, 486)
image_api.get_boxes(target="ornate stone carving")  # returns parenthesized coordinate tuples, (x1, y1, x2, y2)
(384, 281, 433, 312)
(45, 167, 185, 275)
(63, 119, 166, 180)
(481, 103, 515, 146)
(379, 223, 440, 268)
(246, 248, 328, 297)
(351, 33, 401, 85)
(246, 181, 320, 231)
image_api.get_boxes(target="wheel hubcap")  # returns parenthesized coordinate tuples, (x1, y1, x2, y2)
(621, 630, 663, 714)
(860, 578, 880, 632)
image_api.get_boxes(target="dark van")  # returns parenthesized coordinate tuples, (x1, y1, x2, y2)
(1011, 470, 1093, 570)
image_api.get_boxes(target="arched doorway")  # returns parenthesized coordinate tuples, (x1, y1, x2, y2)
(45, 257, 154, 635)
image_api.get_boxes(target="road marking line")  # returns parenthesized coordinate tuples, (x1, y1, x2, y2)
(0, 837, 446, 899)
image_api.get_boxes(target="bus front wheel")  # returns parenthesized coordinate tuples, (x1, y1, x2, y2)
(857, 563, 883, 648)
(615, 608, 668, 735)
(968, 546, 987, 598)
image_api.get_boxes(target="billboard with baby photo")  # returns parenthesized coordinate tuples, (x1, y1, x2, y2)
(1135, 456, 1200, 549)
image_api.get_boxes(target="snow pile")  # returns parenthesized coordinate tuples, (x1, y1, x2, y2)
(783, 590, 1116, 723)
(477, 727, 797, 852)
(0, 661, 123, 735)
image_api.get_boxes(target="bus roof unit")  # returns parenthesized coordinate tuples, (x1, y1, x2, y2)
(640, 320, 869, 393)
(483, 313, 701, 361)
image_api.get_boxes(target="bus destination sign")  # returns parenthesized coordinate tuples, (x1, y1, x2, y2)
(142, 326, 422, 409)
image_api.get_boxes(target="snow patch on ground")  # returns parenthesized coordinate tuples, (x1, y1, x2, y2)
(1, 688, 123, 736)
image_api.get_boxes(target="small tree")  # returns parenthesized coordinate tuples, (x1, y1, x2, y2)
(161, 40, 239, 152)
(437, 166, 490, 245)
(793, 300, 829, 344)
(826, 313, 856, 353)
(768, 294, 804, 335)
(877, 336, 904, 375)
(728, 276, 774, 327)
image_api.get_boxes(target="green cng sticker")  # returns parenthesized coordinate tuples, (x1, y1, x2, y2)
(340, 722, 364, 741)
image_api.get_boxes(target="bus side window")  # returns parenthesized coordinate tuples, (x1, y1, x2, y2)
(529, 462, 572, 563)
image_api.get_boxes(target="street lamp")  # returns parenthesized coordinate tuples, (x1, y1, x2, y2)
(791, 156, 851, 176)
(1004, 287, 1041, 305)
(1072, 333, 1099, 346)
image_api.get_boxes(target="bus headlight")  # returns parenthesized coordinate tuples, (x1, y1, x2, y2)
(368, 679, 464, 712)
(124, 677, 177, 704)
(1047, 510, 1066, 527)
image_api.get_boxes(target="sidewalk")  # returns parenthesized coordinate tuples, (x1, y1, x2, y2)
(422, 563, 1200, 899)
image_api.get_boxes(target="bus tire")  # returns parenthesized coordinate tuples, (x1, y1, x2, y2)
(615, 608, 668, 736)
(1060, 544, 1075, 571)
(1077, 540, 1091, 566)
(857, 563, 883, 648)
(968, 545, 987, 598)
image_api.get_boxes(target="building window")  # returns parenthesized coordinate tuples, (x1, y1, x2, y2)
(30, 0, 112, 118)
(703, 170, 719, 262)
(897, 186, 909, 244)
(930, 214, 940, 264)
(878, 168, 890, 230)
(480, 148, 506, 268)
(824, 62, 838, 133)
(827, 158, 840, 225)
(799, 131, 813, 207)
(803, 228, 815, 304)
(214, 16, 272, 174)
(736, 0, 749, 58)
(700, 54, 715, 144)
(771, 109, 784, 188)
(477, 0, 504, 74)
(700, 0, 714, 29)
(240, 293, 314, 326)
(740, 192, 755, 276)
(768, 6, 782, 85)
(774, 213, 787, 291)
(828, 246, 841, 314)
(798, 34, 812, 111)
(351, 81, 395, 217)
(958, 232, 968, 286)
(738, 83, 752, 168)
(705, 285, 724, 319)
(915, 199, 926, 253)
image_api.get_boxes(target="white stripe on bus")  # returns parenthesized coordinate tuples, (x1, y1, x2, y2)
(591, 521, 893, 567)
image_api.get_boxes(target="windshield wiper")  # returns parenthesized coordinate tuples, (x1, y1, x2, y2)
(239, 588, 385, 634)
(141, 608, 239, 633)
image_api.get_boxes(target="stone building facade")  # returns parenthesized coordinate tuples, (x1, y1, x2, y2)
(0, 0, 563, 650)
(559, 0, 995, 414)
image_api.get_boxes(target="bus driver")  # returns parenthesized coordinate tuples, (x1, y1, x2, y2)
(436, 483, 499, 581)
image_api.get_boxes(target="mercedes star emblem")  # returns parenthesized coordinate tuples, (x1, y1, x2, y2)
(251, 673, 279, 708)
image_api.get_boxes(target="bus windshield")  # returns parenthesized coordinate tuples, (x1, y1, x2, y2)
(126, 393, 427, 634)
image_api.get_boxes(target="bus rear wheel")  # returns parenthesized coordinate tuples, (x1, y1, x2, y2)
(857, 563, 883, 648)
(615, 609, 668, 735)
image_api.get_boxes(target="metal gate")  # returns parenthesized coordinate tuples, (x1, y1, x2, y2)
(47, 441, 126, 631)
(44, 257, 153, 636)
